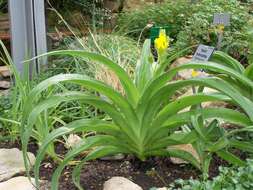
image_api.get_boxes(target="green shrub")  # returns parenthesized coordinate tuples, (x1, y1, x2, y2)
(117, 0, 253, 60)
(166, 159, 253, 190)
(175, 0, 252, 60)
(116, 0, 193, 40)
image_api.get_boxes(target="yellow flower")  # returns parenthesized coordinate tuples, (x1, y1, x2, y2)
(217, 24, 225, 33)
(155, 29, 169, 52)
(191, 69, 199, 78)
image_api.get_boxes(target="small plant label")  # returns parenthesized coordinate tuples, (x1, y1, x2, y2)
(213, 13, 231, 26)
(192, 44, 215, 61)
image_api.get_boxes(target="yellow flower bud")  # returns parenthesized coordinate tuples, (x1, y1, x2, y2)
(154, 29, 169, 52)
(217, 24, 225, 33)
(191, 69, 199, 78)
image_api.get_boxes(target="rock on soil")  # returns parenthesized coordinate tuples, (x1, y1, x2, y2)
(103, 176, 143, 190)
(0, 148, 35, 181)
(0, 176, 49, 190)
(168, 144, 200, 165)
(65, 134, 82, 149)
(180, 87, 228, 109)
(0, 80, 11, 89)
(100, 153, 125, 161)
(172, 56, 209, 80)
(0, 66, 11, 77)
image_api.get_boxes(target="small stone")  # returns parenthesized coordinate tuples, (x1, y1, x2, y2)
(0, 148, 35, 181)
(103, 177, 143, 190)
(65, 134, 82, 149)
(178, 87, 227, 109)
(43, 162, 53, 169)
(172, 56, 209, 80)
(156, 188, 168, 190)
(168, 144, 200, 165)
(0, 176, 49, 190)
(0, 81, 11, 89)
(0, 66, 11, 77)
(100, 153, 125, 161)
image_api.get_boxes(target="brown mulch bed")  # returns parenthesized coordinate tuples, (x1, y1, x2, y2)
(0, 140, 230, 190)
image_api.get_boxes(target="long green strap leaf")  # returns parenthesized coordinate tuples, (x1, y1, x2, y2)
(216, 150, 246, 167)
(164, 108, 252, 127)
(210, 51, 245, 73)
(149, 149, 201, 170)
(154, 93, 231, 128)
(29, 50, 139, 106)
(229, 139, 253, 153)
(141, 78, 253, 145)
(50, 137, 128, 190)
(21, 74, 139, 142)
(171, 62, 253, 89)
(72, 146, 126, 190)
(147, 108, 252, 147)
(134, 39, 152, 93)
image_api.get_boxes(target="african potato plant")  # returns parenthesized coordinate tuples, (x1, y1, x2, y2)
(22, 32, 253, 189)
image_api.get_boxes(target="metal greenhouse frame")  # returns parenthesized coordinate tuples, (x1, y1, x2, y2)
(8, 0, 47, 74)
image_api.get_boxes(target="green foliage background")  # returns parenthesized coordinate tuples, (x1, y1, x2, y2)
(117, 0, 253, 61)
(175, 0, 251, 60)
(165, 159, 253, 190)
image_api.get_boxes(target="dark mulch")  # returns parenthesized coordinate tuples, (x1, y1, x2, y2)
(0, 140, 231, 190)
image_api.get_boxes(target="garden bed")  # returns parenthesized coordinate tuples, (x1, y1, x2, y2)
(0, 140, 234, 190)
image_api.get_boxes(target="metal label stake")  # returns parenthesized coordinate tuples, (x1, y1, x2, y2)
(213, 13, 230, 50)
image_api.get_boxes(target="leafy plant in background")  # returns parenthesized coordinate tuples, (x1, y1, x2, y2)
(0, 0, 7, 13)
(0, 40, 31, 142)
(48, 0, 104, 16)
(46, 1, 139, 79)
(0, 94, 12, 140)
(246, 23, 253, 65)
(116, 0, 193, 40)
(21, 29, 253, 190)
(72, 34, 139, 94)
(47, 0, 114, 30)
(175, 0, 252, 61)
(0, 40, 63, 158)
(67, 0, 108, 29)
(63, 33, 139, 77)
(117, 0, 253, 62)
(165, 159, 253, 190)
